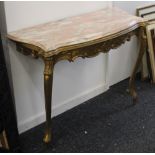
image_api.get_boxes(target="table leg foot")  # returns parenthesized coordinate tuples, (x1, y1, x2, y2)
(43, 129, 52, 143)
(129, 87, 137, 103)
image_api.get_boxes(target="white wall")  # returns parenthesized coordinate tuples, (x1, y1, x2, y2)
(4, 1, 111, 133)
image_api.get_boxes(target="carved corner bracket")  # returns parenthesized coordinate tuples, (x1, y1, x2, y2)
(16, 43, 43, 59)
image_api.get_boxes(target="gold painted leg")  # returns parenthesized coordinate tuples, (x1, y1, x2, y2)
(129, 27, 147, 102)
(43, 59, 54, 143)
(0, 131, 9, 149)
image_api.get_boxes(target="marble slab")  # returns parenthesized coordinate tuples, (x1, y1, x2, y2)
(8, 6, 146, 54)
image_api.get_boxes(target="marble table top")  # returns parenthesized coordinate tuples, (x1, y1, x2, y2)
(8, 6, 146, 55)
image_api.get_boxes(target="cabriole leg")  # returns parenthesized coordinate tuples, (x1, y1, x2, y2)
(43, 58, 54, 143)
(129, 26, 147, 102)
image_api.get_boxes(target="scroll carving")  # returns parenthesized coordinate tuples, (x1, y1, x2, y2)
(16, 44, 41, 59)
(53, 29, 137, 63)
(15, 28, 139, 64)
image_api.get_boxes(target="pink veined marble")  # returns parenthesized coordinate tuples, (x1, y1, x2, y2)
(8, 6, 146, 54)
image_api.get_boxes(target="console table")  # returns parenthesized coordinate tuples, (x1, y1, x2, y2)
(7, 6, 147, 143)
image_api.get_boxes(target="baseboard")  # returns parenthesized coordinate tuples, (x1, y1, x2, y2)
(18, 83, 109, 134)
